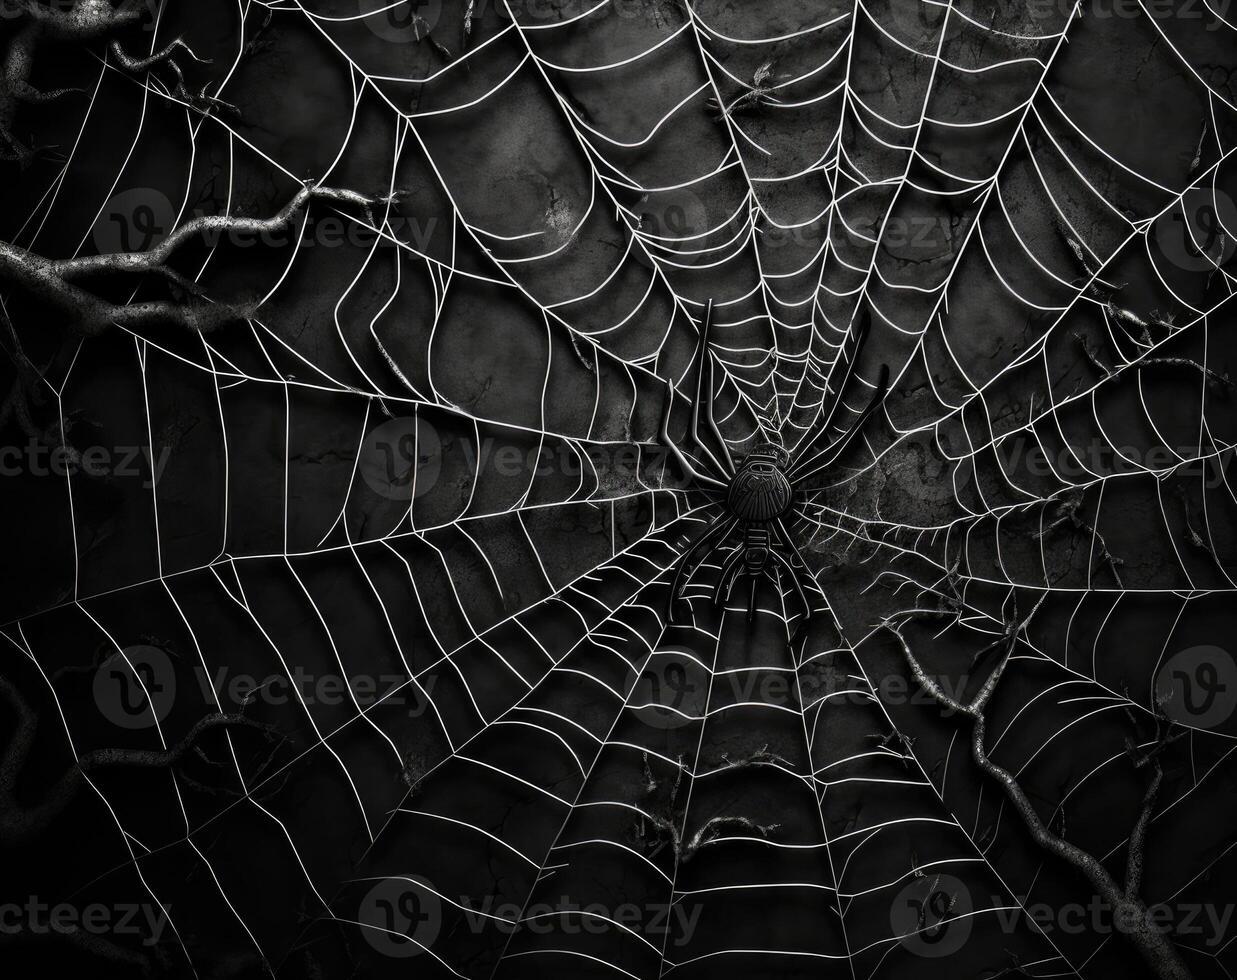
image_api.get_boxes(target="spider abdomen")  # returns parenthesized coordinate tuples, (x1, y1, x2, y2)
(728, 465, 792, 520)
(742, 524, 772, 573)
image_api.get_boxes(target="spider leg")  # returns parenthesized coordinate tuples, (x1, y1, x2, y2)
(788, 363, 890, 486)
(692, 299, 735, 478)
(773, 518, 827, 604)
(667, 514, 735, 622)
(660, 381, 727, 491)
(772, 518, 822, 641)
(970, 635, 1007, 666)
(713, 544, 746, 609)
(747, 573, 758, 625)
(769, 549, 812, 638)
(788, 307, 874, 470)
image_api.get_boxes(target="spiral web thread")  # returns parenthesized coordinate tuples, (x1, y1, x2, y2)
(3, 0, 1237, 976)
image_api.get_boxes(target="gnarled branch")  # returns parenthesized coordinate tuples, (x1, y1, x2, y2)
(0, 183, 378, 336)
(881, 599, 1193, 980)
(0, 671, 286, 847)
(1, 0, 227, 163)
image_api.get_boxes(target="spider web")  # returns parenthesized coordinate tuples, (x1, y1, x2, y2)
(2, 0, 1237, 977)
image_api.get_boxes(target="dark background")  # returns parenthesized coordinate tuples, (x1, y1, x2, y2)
(1, 1, 1235, 978)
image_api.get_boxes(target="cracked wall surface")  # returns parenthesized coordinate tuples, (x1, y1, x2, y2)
(0, 1, 1236, 978)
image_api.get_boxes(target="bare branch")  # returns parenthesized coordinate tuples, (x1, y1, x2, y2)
(0, 671, 286, 847)
(0, 183, 377, 335)
(681, 815, 779, 863)
(2, 3, 227, 163)
(883, 608, 1194, 980)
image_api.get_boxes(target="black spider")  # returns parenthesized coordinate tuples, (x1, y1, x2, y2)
(659, 300, 890, 636)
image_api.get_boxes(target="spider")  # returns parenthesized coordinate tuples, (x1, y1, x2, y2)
(659, 300, 890, 636)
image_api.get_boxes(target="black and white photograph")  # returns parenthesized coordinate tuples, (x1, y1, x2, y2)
(0, 0, 1235, 977)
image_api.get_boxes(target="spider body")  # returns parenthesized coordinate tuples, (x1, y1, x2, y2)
(659, 301, 890, 637)
(727, 444, 793, 521)
(738, 524, 773, 575)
